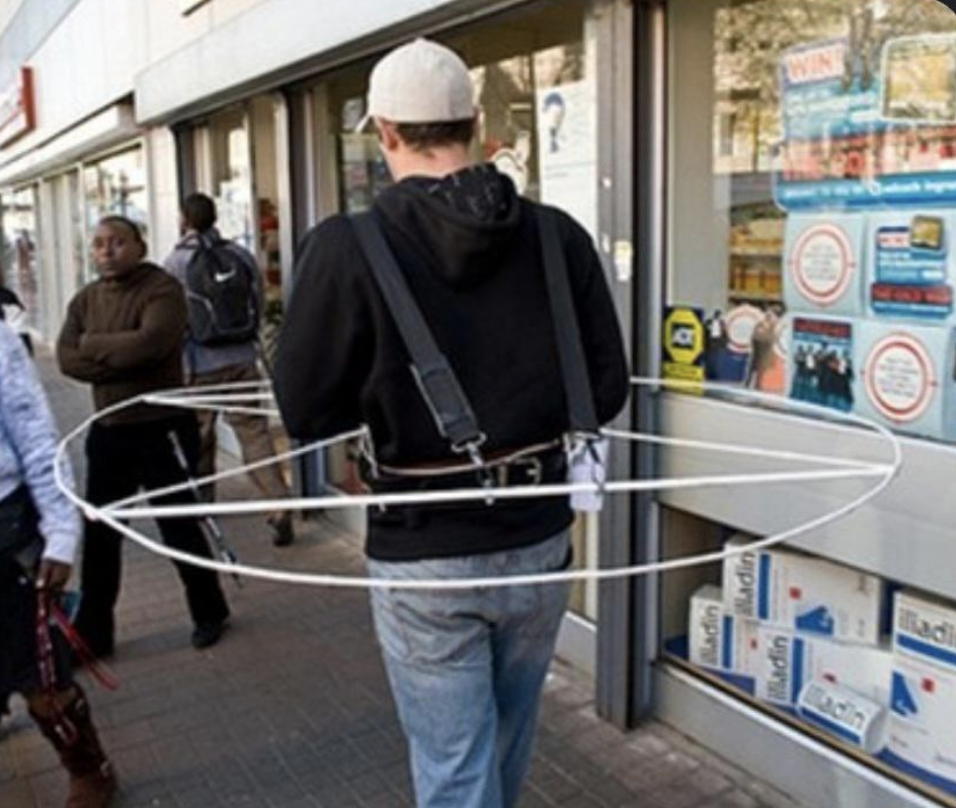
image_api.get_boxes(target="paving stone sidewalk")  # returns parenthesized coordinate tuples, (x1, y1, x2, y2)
(0, 355, 804, 808)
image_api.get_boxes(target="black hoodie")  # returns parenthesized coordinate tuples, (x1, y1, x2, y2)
(275, 165, 629, 561)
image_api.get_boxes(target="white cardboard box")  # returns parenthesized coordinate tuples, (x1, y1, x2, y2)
(723, 536, 884, 645)
(754, 626, 893, 707)
(798, 679, 887, 754)
(688, 585, 760, 676)
(893, 589, 956, 675)
(888, 654, 956, 789)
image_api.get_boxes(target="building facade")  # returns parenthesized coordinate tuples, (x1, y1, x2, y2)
(2, 1, 956, 806)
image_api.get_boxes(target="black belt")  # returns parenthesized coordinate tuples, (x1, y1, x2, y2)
(366, 448, 567, 494)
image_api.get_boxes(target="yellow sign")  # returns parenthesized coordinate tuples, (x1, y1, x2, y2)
(663, 307, 705, 395)
(663, 307, 705, 365)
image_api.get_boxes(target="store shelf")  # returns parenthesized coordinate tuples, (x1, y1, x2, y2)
(656, 392, 956, 602)
(729, 251, 782, 260)
(728, 291, 783, 304)
(655, 664, 947, 808)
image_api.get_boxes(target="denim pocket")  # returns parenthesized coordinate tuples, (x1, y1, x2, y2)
(516, 536, 573, 639)
(370, 584, 489, 668)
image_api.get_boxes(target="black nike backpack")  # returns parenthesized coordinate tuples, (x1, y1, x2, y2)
(185, 238, 260, 346)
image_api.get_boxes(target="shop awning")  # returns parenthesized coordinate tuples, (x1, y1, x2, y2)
(134, 0, 520, 124)
(0, 102, 138, 187)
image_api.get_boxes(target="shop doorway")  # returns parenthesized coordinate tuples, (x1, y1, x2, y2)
(289, 0, 637, 674)
(177, 95, 292, 363)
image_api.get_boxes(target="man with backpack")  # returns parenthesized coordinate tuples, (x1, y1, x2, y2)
(274, 39, 628, 808)
(165, 193, 295, 547)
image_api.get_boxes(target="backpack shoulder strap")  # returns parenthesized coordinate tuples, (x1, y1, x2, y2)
(536, 206, 600, 436)
(350, 212, 486, 462)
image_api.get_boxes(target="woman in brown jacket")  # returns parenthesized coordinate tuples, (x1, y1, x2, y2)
(57, 216, 230, 657)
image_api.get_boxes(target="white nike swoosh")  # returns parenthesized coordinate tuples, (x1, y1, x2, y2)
(214, 271, 236, 282)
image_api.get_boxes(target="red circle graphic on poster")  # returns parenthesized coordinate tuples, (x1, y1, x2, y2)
(790, 223, 855, 307)
(725, 305, 763, 354)
(864, 334, 937, 423)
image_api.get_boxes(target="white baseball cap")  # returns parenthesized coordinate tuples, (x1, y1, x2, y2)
(356, 38, 476, 132)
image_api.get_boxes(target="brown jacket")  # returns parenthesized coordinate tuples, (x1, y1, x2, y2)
(57, 264, 187, 425)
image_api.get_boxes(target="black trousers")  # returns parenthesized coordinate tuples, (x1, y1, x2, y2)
(0, 557, 73, 695)
(74, 414, 229, 654)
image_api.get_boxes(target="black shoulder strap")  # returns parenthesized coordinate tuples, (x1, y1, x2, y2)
(351, 213, 486, 461)
(536, 207, 600, 436)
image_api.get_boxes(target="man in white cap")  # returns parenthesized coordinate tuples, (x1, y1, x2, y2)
(275, 38, 628, 808)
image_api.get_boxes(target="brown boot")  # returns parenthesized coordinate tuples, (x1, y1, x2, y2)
(28, 686, 117, 808)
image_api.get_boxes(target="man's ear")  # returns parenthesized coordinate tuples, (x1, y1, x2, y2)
(376, 119, 402, 152)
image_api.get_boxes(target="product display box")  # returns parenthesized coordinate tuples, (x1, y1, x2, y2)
(866, 211, 956, 324)
(688, 585, 760, 679)
(797, 679, 887, 754)
(888, 654, 956, 790)
(893, 589, 956, 675)
(753, 626, 893, 708)
(723, 536, 884, 645)
(854, 320, 956, 441)
(787, 315, 856, 413)
(783, 213, 866, 316)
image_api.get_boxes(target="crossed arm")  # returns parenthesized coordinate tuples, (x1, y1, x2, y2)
(57, 286, 187, 382)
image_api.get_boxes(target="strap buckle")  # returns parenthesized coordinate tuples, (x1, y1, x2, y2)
(497, 456, 543, 488)
(451, 435, 496, 504)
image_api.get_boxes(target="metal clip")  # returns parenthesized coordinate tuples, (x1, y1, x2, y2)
(498, 457, 543, 488)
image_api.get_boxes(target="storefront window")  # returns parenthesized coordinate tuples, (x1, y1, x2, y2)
(207, 108, 255, 252)
(320, 1, 597, 236)
(668, 0, 956, 446)
(184, 98, 288, 358)
(666, 1, 956, 800)
(84, 147, 150, 272)
(0, 186, 42, 334)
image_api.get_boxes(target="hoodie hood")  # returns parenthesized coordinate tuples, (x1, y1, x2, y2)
(374, 163, 522, 287)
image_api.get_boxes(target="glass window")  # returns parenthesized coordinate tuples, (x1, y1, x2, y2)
(318, 0, 598, 236)
(83, 147, 150, 272)
(668, 0, 956, 446)
(206, 108, 254, 251)
(0, 186, 42, 334)
(666, 2, 956, 800)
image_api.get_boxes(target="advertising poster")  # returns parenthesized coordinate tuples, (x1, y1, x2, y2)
(776, 34, 956, 211)
(789, 316, 855, 413)
(750, 312, 788, 394)
(783, 213, 865, 315)
(854, 320, 956, 441)
(868, 212, 956, 322)
(705, 304, 764, 384)
(863, 332, 937, 425)
(535, 80, 598, 239)
(883, 35, 956, 124)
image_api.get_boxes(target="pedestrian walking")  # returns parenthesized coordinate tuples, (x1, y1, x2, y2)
(0, 320, 116, 808)
(274, 39, 629, 808)
(57, 215, 230, 656)
(164, 193, 295, 547)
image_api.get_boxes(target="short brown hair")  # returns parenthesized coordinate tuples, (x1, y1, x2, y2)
(394, 118, 475, 152)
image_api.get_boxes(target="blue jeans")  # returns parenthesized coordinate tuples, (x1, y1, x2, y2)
(368, 530, 572, 808)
